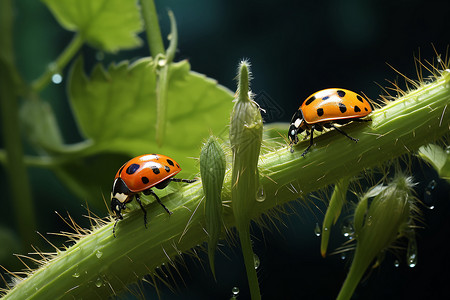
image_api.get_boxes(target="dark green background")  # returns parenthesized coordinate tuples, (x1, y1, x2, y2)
(1, 0, 450, 299)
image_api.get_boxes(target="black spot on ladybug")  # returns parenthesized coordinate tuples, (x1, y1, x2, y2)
(166, 159, 174, 166)
(141, 176, 149, 184)
(364, 107, 368, 111)
(305, 96, 316, 105)
(354, 106, 361, 112)
(176, 164, 180, 168)
(322, 96, 330, 100)
(317, 108, 324, 116)
(339, 103, 347, 113)
(151, 166, 160, 174)
(356, 95, 364, 102)
(164, 166, 170, 172)
(126, 163, 140, 175)
(337, 90, 346, 97)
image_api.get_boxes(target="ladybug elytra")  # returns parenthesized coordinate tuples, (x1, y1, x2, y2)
(288, 88, 372, 156)
(111, 154, 196, 236)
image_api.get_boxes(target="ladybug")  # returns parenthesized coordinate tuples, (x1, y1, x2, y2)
(288, 88, 372, 156)
(111, 154, 196, 236)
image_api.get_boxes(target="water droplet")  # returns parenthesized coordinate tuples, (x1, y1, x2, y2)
(95, 277, 103, 288)
(341, 220, 354, 239)
(423, 180, 437, 209)
(340, 252, 346, 260)
(407, 237, 418, 268)
(255, 185, 266, 202)
(51, 73, 63, 84)
(253, 254, 260, 269)
(314, 223, 321, 237)
(95, 250, 103, 258)
(72, 272, 80, 278)
(366, 215, 373, 226)
(394, 260, 400, 267)
(158, 59, 166, 67)
(231, 286, 240, 296)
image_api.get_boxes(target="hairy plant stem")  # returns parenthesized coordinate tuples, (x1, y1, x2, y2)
(2, 71, 449, 299)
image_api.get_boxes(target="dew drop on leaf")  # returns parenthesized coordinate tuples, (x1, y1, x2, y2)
(51, 73, 63, 84)
(95, 277, 103, 288)
(407, 238, 418, 268)
(314, 222, 321, 237)
(253, 253, 260, 269)
(423, 179, 437, 209)
(231, 286, 240, 296)
(341, 219, 354, 239)
(255, 185, 266, 202)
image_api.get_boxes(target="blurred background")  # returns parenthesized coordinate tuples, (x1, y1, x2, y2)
(1, 0, 450, 299)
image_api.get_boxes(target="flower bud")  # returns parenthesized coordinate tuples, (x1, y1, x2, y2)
(230, 60, 263, 299)
(200, 136, 226, 278)
(337, 174, 418, 300)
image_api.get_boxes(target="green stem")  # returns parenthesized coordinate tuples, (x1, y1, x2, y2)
(155, 10, 178, 146)
(336, 247, 371, 300)
(155, 65, 169, 146)
(2, 71, 449, 299)
(31, 34, 83, 92)
(238, 224, 261, 300)
(0, 0, 37, 246)
(165, 10, 178, 64)
(139, 0, 165, 57)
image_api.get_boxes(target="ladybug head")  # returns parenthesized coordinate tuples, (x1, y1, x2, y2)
(110, 197, 126, 220)
(288, 109, 305, 145)
(110, 178, 132, 219)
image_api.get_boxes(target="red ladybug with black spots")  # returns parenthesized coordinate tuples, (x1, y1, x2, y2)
(111, 154, 196, 236)
(288, 88, 372, 156)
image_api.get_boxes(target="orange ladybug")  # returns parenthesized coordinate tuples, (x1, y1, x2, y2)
(288, 88, 372, 156)
(111, 154, 196, 236)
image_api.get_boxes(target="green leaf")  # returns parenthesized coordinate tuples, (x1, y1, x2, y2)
(53, 153, 131, 210)
(68, 57, 234, 175)
(418, 144, 450, 181)
(20, 98, 64, 153)
(42, 0, 143, 52)
(320, 177, 350, 257)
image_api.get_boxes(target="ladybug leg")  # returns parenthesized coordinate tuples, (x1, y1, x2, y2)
(301, 127, 315, 157)
(135, 194, 148, 228)
(145, 189, 173, 216)
(329, 124, 359, 142)
(170, 178, 197, 184)
(302, 130, 310, 141)
(113, 218, 120, 238)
